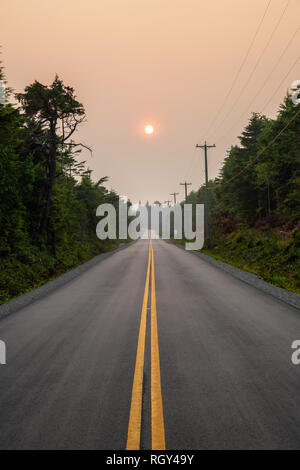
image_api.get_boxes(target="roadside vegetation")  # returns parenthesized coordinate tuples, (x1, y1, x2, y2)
(182, 97, 300, 294)
(0, 61, 125, 305)
(1, 56, 299, 303)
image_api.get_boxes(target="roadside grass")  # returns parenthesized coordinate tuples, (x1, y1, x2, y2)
(172, 227, 300, 295)
(0, 239, 122, 306)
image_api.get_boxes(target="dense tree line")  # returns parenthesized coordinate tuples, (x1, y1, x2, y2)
(186, 96, 300, 230)
(1, 57, 299, 300)
(184, 96, 299, 292)
(0, 63, 121, 303)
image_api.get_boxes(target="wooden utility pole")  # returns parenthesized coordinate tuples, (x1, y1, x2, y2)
(180, 181, 192, 202)
(170, 192, 179, 205)
(195, 142, 216, 247)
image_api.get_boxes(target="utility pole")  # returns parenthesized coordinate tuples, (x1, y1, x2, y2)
(195, 141, 216, 247)
(180, 181, 192, 202)
(170, 192, 179, 205)
(164, 200, 171, 207)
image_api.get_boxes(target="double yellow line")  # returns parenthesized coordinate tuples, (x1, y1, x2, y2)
(126, 238, 166, 450)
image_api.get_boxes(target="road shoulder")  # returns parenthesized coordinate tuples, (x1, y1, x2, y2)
(0, 241, 136, 320)
(170, 241, 300, 310)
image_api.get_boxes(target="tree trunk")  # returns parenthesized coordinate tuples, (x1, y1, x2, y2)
(267, 184, 271, 214)
(37, 119, 57, 236)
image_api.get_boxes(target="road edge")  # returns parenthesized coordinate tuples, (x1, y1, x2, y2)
(0, 241, 136, 320)
(170, 241, 300, 310)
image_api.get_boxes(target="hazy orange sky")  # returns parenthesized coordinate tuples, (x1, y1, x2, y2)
(1, 0, 300, 203)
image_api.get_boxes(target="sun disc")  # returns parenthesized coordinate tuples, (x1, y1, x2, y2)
(145, 124, 154, 134)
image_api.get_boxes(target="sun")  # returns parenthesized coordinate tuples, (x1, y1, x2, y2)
(145, 124, 154, 135)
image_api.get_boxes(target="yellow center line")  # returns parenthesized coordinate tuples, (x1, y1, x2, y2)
(150, 238, 166, 450)
(126, 240, 151, 450)
(126, 237, 166, 450)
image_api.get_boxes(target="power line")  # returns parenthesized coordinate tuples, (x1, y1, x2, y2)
(216, 26, 300, 143)
(208, 0, 291, 140)
(203, 0, 272, 138)
(261, 55, 300, 112)
(184, 147, 198, 180)
(209, 106, 300, 190)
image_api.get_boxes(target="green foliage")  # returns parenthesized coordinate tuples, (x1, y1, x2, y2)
(213, 105, 300, 223)
(185, 99, 300, 293)
(16, 75, 89, 236)
(0, 66, 122, 304)
(204, 226, 300, 294)
(16, 75, 85, 122)
(215, 113, 269, 223)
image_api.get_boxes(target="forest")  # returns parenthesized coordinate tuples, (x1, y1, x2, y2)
(185, 97, 300, 293)
(0, 59, 299, 304)
(0, 64, 123, 305)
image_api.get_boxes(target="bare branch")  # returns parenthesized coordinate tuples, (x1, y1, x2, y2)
(63, 141, 92, 153)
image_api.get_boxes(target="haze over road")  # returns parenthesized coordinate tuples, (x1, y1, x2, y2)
(0, 240, 300, 450)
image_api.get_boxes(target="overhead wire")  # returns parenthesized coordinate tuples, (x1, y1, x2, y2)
(216, 25, 300, 143)
(261, 55, 300, 112)
(203, 0, 273, 138)
(208, 0, 291, 140)
(208, 106, 300, 190)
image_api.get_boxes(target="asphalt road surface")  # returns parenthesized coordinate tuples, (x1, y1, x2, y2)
(0, 239, 300, 450)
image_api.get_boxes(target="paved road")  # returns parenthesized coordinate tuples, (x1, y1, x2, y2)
(0, 239, 300, 449)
